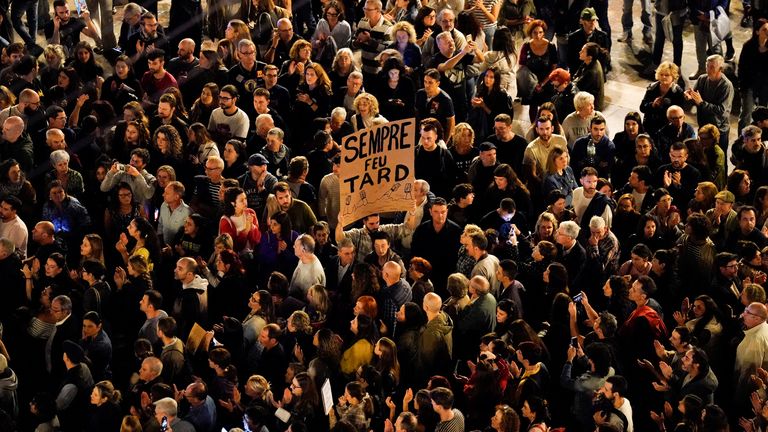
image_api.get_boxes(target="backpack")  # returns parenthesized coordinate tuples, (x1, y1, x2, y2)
(253, 12, 275, 45)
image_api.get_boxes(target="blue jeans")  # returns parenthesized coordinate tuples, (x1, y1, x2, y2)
(652, 13, 683, 66)
(621, 0, 652, 36)
(11, 0, 38, 46)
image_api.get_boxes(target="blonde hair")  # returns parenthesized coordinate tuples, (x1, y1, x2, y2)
(655, 61, 680, 82)
(353, 93, 380, 117)
(391, 21, 417, 43)
(451, 123, 475, 147)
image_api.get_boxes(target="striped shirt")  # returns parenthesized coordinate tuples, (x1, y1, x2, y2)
(354, 16, 392, 75)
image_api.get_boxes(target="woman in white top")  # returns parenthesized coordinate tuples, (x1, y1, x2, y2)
(351, 93, 388, 132)
(313, 1, 352, 50)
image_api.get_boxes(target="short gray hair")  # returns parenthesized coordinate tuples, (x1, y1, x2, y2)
(573, 91, 595, 111)
(53, 295, 72, 312)
(414, 179, 430, 194)
(706, 54, 724, 69)
(559, 220, 580, 239)
(267, 127, 284, 140)
(50, 149, 70, 165)
(0, 238, 15, 255)
(331, 107, 347, 120)
(666, 105, 684, 118)
(589, 216, 606, 230)
(153, 397, 178, 417)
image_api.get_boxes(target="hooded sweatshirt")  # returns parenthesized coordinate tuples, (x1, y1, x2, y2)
(0, 368, 18, 419)
(174, 275, 209, 334)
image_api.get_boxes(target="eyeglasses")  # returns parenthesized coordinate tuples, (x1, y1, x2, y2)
(744, 309, 766, 319)
(219, 96, 233, 101)
(239, 50, 256, 56)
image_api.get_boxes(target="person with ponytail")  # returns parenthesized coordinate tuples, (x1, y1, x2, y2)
(87, 380, 123, 431)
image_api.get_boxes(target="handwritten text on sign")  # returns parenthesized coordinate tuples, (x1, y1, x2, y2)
(339, 118, 416, 224)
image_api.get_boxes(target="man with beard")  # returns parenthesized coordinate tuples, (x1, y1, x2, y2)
(523, 117, 568, 186)
(166, 39, 198, 86)
(149, 94, 188, 144)
(207, 85, 249, 145)
(0, 89, 43, 132)
(140, 49, 178, 107)
(336, 210, 418, 262)
(239, 153, 278, 226)
(572, 167, 613, 241)
(265, 182, 317, 234)
(126, 12, 170, 77)
(0, 196, 27, 257)
(655, 142, 701, 216)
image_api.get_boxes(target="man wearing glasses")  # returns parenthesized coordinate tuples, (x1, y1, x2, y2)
(264, 18, 303, 67)
(735, 302, 768, 416)
(191, 156, 226, 219)
(208, 84, 250, 145)
(352, 0, 392, 82)
(228, 39, 267, 118)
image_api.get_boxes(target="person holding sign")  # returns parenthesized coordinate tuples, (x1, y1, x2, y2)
(335, 210, 418, 263)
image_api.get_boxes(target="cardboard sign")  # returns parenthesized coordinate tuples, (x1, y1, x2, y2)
(339, 118, 416, 223)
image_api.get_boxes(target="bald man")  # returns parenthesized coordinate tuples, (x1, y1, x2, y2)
(0, 89, 41, 128)
(0, 116, 34, 172)
(167, 38, 199, 83)
(735, 302, 768, 414)
(30, 221, 65, 276)
(380, 261, 412, 333)
(182, 381, 217, 432)
(418, 292, 453, 381)
(453, 275, 497, 365)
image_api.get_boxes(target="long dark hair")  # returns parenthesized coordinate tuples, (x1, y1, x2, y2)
(691, 295, 720, 338)
(132, 217, 161, 266)
(476, 68, 502, 98)
(271, 211, 293, 239)
(491, 26, 516, 61)
(352, 314, 376, 344)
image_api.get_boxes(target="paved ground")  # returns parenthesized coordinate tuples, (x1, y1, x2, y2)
(37, 0, 753, 146)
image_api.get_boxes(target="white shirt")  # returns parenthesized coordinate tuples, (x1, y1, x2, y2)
(617, 398, 634, 432)
(0, 215, 28, 257)
(572, 187, 613, 227)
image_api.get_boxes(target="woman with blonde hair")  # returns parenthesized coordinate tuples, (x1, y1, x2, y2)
(307, 284, 331, 326)
(542, 146, 577, 205)
(244, 0, 291, 54)
(351, 93, 387, 131)
(640, 61, 685, 137)
(120, 415, 142, 432)
(448, 123, 478, 177)
(87, 380, 123, 431)
(388, 20, 421, 69)
(40, 44, 68, 90)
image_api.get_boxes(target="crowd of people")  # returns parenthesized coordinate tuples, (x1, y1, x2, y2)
(0, 0, 767, 431)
